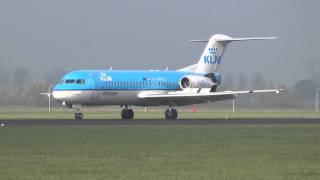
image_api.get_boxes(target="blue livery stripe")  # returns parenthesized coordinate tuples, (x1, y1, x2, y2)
(54, 70, 205, 91)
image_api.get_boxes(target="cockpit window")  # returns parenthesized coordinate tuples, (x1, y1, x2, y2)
(65, 79, 75, 84)
(75, 79, 86, 84)
(61, 79, 86, 84)
(75, 79, 82, 84)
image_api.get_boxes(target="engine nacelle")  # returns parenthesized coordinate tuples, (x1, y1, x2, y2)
(179, 75, 214, 89)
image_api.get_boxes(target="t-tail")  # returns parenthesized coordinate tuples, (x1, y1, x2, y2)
(185, 34, 278, 74)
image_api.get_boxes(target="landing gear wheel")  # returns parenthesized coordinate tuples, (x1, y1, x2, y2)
(75, 112, 83, 120)
(127, 109, 134, 119)
(165, 108, 178, 120)
(121, 109, 134, 119)
(121, 109, 127, 119)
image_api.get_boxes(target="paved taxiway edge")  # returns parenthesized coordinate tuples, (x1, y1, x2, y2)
(1, 118, 320, 126)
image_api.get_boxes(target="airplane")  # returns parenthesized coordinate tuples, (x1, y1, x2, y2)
(51, 34, 281, 120)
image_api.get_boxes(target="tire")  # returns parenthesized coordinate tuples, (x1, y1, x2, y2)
(165, 109, 170, 119)
(121, 109, 128, 119)
(78, 113, 83, 120)
(75, 112, 83, 120)
(171, 109, 178, 119)
(127, 109, 134, 119)
(165, 109, 178, 120)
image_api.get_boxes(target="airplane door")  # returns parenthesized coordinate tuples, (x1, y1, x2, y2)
(89, 73, 100, 100)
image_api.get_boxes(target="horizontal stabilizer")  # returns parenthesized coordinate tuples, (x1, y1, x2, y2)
(189, 40, 209, 42)
(216, 37, 278, 42)
(190, 37, 278, 43)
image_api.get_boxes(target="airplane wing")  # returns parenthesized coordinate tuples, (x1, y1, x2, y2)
(138, 89, 282, 106)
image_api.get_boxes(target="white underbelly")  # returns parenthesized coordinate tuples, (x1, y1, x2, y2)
(53, 90, 169, 106)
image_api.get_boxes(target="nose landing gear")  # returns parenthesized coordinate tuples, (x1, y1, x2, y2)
(165, 106, 178, 120)
(121, 105, 134, 119)
(74, 109, 83, 120)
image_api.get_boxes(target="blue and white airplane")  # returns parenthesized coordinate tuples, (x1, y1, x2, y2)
(52, 34, 281, 120)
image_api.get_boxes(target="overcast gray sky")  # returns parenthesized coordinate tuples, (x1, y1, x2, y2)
(0, 0, 319, 85)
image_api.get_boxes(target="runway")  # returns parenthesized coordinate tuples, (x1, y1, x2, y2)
(1, 118, 320, 126)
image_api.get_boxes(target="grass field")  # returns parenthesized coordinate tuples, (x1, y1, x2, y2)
(0, 125, 320, 179)
(1, 106, 320, 119)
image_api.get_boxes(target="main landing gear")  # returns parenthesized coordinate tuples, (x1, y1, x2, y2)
(165, 106, 178, 120)
(72, 105, 177, 120)
(74, 109, 83, 120)
(121, 105, 134, 119)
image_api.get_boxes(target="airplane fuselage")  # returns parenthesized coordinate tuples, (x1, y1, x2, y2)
(53, 70, 205, 106)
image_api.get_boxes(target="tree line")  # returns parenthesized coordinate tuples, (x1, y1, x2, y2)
(0, 64, 318, 109)
(0, 62, 66, 106)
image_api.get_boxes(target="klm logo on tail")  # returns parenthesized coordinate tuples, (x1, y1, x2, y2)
(203, 47, 221, 64)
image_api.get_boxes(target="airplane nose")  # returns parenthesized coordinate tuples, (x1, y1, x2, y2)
(52, 91, 69, 102)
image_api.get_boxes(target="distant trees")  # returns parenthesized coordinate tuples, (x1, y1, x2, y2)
(293, 79, 316, 100)
(11, 67, 31, 100)
(43, 68, 67, 86)
(11, 67, 30, 87)
(251, 72, 266, 89)
(0, 63, 71, 106)
(0, 63, 319, 109)
(216, 72, 318, 109)
(221, 74, 235, 90)
(237, 73, 248, 90)
(0, 57, 9, 87)
(0, 65, 48, 106)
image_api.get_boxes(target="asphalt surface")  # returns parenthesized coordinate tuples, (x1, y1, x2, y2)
(1, 118, 320, 126)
